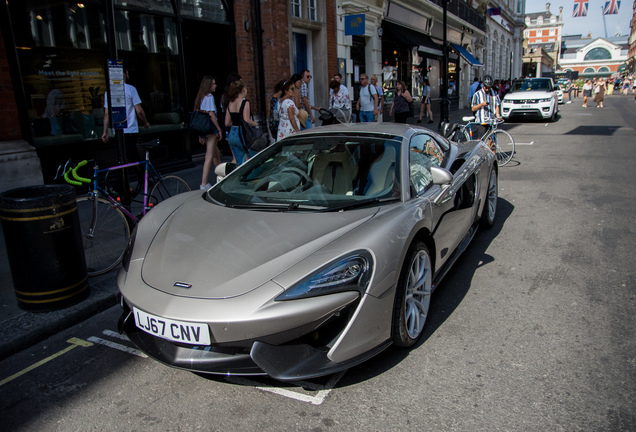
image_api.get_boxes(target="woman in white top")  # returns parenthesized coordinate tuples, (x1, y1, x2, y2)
(582, 79, 593, 108)
(194, 76, 223, 189)
(277, 80, 300, 140)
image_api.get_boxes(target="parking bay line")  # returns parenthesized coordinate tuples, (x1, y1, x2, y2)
(0, 337, 93, 387)
(87, 333, 147, 358)
(514, 141, 534, 145)
(226, 371, 346, 405)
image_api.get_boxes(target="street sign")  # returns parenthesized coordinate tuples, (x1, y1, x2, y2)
(107, 59, 127, 129)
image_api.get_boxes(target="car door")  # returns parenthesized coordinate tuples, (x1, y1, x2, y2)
(409, 134, 478, 269)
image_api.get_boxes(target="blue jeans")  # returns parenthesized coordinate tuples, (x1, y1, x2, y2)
(359, 111, 375, 122)
(228, 127, 256, 165)
(301, 116, 313, 131)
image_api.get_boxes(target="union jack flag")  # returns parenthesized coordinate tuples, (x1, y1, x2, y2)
(572, 0, 589, 17)
(603, 0, 621, 14)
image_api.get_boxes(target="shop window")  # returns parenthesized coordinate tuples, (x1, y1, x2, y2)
(583, 67, 596, 73)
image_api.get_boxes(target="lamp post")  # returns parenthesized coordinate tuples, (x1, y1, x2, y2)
(439, 0, 450, 129)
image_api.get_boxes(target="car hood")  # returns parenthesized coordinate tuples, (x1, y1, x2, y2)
(141, 198, 378, 299)
(504, 91, 553, 101)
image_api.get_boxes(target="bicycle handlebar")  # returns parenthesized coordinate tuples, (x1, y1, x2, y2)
(63, 160, 91, 186)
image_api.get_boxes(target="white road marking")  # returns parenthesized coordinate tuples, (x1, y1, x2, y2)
(225, 371, 346, 405)
(102, 329, 130, 341)
(514, 141, 534, 145)
(87, 336, 148, 358)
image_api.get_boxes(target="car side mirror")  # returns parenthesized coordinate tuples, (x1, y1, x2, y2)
(431, 166, 454, 205)
(214, 162, 238, 180)
(431, 166, 453, 185)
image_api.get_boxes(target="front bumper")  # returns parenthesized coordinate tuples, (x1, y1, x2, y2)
(501, 103, 554, 119)
(117, 293, 387, 380)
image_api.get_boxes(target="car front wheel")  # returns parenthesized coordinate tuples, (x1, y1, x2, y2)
(392, 241, 433, 347)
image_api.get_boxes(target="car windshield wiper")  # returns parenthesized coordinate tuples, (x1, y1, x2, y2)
(228, 202, 326, 212)
(321, 197, 400, 212)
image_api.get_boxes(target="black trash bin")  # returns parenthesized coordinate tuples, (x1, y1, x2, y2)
(0, 185, 89, 311)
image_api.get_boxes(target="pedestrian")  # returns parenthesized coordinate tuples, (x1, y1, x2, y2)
(193, 76, 223, 189)
(330, 73, 350, 99)
(622, 78, 630, 95)
(356, 73, 378, 123)
(470, 74, 501, 138)
(328, 78, 351, 111)
(102, 69, 150, 163)
(417, 78, 433, 124)
(593, 79, 605, 108)
(289, 73, 303, 109)
(300, 69, 318, 129)
(389, 80, 413, 124)
(582, 79, 593, 107)
(468, 77, 480, 105)
(268, 80, 285, 142)
(566, 79, 573, 103)
(370, 75, 384, 122)
(224, 79, 258, 165)
(221, 72, 241, 164)
(277, 80, 300, 140)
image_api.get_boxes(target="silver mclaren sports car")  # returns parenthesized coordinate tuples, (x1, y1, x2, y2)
(117, 123, 498, 381)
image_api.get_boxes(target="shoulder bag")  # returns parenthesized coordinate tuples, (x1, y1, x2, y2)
(189, 110, 216, 135)
(239, 100, 269, 152)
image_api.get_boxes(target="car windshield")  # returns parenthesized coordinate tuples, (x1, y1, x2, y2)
(510, 79, 553, 92)
(207, 134, 403, 211)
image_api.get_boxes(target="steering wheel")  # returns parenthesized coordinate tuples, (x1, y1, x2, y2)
(254, 167, 313, 192)
(280, 167, 313, 186)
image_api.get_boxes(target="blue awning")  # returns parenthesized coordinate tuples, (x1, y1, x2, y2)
(451, 43, 483, 67)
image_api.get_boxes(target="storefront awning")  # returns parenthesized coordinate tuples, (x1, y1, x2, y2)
(382, 21, 443, 57)
(450, 43, 483, 67)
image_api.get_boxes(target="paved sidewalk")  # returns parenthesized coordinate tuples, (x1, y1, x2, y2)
(0, 104, 474, 361)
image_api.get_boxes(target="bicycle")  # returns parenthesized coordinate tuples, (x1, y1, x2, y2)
(452, 116, 515, 166)
(59, 139, 191, 276)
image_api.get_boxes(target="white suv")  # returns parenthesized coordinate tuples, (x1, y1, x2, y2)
(501, 78, 558, 122)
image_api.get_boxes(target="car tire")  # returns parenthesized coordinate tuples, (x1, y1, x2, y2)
(392, 241, 433, 348)
(479, 167, 498, 228)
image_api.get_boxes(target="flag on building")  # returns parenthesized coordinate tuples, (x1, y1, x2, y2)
(572, 0, 589, 17)
(602, 0, 621, 14)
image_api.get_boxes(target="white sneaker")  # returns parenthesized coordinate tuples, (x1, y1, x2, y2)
(200, 183, 212, 190)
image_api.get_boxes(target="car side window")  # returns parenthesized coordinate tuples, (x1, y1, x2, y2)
(409, 134, 444, 195)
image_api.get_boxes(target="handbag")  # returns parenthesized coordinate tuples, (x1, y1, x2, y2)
(239, 100, 269, 152)
(189, 110, 216, 135)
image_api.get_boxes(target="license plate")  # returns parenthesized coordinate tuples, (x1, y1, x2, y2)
(133, 307, 211, 345)
(521, 105, 532, 108)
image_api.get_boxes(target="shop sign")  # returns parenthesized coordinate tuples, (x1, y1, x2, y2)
(345, 14, 365, 36)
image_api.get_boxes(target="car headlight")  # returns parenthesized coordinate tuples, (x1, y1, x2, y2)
(276, 252, 372, 301)
(121, 226, 137, 272)
(538, 98, 552, 102)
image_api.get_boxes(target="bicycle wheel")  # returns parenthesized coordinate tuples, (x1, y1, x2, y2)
(491, 129, 515, 166)
(76, 196, 130, 276)
(150, 175, 191, 204)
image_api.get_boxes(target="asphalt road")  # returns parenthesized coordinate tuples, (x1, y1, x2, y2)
(1, 96, 635, 431)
